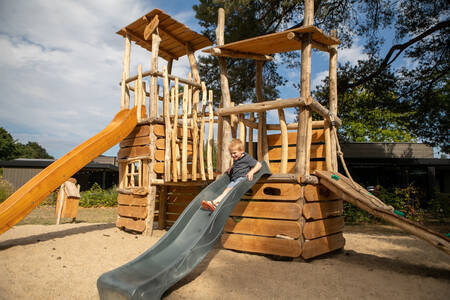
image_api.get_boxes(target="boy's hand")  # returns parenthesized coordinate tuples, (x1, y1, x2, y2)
(246, 172, 254, 181)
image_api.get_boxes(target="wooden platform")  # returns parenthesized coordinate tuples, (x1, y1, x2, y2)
(202, 25, 340, 57)
(117, 9, 212, 61)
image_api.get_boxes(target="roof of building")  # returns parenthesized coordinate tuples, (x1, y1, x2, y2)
(116, 8, 213, 61)
(0, 159, 118, 171)
(202, 25, 340, 57)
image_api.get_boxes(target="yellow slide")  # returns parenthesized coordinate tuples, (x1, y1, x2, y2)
(315, 170, 450, 255)
(0, 107, 138, 235)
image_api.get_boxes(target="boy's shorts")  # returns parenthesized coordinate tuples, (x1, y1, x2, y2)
(226, 176, 246, 188)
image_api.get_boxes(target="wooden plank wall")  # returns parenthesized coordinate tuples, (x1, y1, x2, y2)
(222, 182, 303, 257)
(301, 184, 345, 259)
(116, 190, 160, 233)
(163, 185, 203, 227)
(267, 127, 326, 173)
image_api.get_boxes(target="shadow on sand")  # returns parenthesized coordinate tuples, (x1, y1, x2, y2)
(0, 223, 115, 250)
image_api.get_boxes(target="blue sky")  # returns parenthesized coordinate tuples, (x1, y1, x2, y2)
(0, 0, 370, 159)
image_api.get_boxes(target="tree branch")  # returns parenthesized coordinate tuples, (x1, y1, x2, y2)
(348, 20, 450, 88)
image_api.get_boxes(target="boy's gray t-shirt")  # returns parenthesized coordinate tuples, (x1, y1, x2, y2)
(229, 152, 258, 182)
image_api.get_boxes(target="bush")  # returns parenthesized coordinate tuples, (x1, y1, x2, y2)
(344, 184, 424, 224)
(79, 183, 118, 207)
(427, 190, 450, 219)
(0, 178, 13, 204)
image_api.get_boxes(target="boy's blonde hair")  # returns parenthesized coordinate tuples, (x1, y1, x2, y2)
(228, 139, 244, 151)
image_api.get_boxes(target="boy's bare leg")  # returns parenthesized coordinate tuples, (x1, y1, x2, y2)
(212, 187, 232, 206)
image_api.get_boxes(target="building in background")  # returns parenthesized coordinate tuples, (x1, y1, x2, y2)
(340, 143, 450, 202)
(0, 155, 118, 191)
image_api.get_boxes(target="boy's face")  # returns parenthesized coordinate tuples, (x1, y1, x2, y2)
(229, 148, 244, 161)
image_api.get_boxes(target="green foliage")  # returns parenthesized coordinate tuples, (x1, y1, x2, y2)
(0, 127, 53, 160)
(0, 127, 19, 160)
(79, 183, 118, 207)
(194, 0, 450, 153)
(0, 178, 13, 204)
(427, 190, 450, 219)
(344, 184, 424, 224)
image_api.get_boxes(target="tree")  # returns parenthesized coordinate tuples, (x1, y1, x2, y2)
(17, 142, 54, 159)
(193, 0, 450, 152)
(0, 127, 54, 160)
(0, 128, 19, 160)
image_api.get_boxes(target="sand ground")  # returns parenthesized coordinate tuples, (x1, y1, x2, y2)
(0, 223, 449, 300)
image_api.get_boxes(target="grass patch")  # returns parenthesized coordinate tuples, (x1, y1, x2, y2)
(18, 207, 117, 225)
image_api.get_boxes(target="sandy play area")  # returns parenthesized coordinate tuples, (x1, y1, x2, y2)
(1, 223, 449, 300)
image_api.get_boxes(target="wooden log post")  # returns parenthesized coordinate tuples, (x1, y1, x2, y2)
(191, 84, 200, 181)
(216, 8, 232, 172)
(256, 61, 269, 165)
(150, 33, 161, 118)
(329, 29, 338, 172)
(217, 98, 223, 172)
(158, 186, 167, 229)
(181, 83, 188, 181)
(238, 114, 245, 146)
(295, 0, 314, 180)
(278, 108, 288, 173)
(121, 34, 131, 109)
(207, 90, 214, 180)
(163, 66, 171, 181)
(137, 65, 143, 121)
(172, 78, 179, 182)
(199, 82, 207, 181)
(248, 113, 255, 157)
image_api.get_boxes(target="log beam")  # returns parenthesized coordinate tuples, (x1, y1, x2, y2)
(204, 47, 273, 61)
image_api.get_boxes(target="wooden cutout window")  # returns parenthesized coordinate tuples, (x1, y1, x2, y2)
(125, 160, 144, 188)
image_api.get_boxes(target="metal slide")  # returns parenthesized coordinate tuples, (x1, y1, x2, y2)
(97, 162, 271, 300)
(0, 107, 139, 235)
(315, 170, 450, 255)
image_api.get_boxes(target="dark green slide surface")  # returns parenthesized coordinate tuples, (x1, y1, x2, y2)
(97, 162, 271, 300)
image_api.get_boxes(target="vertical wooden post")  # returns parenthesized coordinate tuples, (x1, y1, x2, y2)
(216, 8, 232, 172)
(329, 29, 338, 172)
(158, 186, 167, 229)
(295, 0, 314, 178)
(256, 61, 269, 165)
(137, 65, 143, 121)
(238, 114, 245, 145)
(121, 34, 131, 109)
(163, 66, 171, 181)
(181, 83, 188, 181)
(278, 108, 288, 173)
(324, 120, 332, 171)
(207, 89, 214, 180)
(217, 98, 223, 172)
(248, 113, 255, 157)
(191, 86, 200, 181)
(199, 82, 207, 181)
(172, 78, 179, 182)
(56, 184, 65, 225)
(150, 33, 161, 118)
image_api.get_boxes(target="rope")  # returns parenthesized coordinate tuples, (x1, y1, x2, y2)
(329, 120, 394, 212)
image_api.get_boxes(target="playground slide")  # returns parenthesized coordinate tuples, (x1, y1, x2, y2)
(315, 170, 450, 255)
(0, 107, 139, 235)
(97, 162, 271, 300)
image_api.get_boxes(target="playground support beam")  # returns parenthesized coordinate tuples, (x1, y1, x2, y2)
(216, 8, 232, 172)
(204, 47, 273, 61)
(329, 30, 338, 171)
(256, 61, 269, 165)
(295, 0, 314, 179)
(217, 97, 305, 115)
(120, 34, 131, 109)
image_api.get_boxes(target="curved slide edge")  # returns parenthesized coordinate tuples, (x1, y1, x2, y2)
(315, 170, 450, 255)
(0, 107, 139, 235)
(97, 162, 271, 300)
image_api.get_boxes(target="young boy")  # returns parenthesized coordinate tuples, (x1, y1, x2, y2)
(201, 139, 261, 212)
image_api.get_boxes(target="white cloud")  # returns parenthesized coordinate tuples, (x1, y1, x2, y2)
(311, 70, 328, 91)
(339, 40, 368, 65)
(0, 0, 197, 158)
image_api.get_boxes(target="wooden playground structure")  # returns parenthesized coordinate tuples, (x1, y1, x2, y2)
(113, 2, 449, 259)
